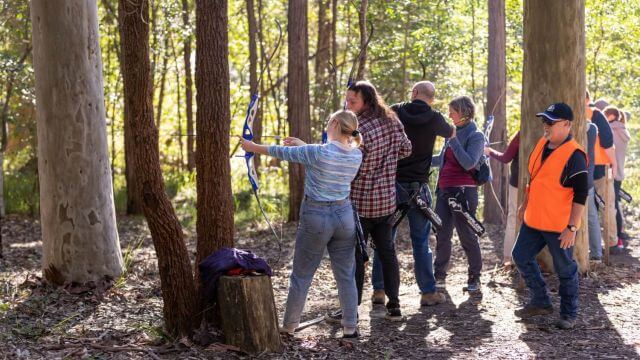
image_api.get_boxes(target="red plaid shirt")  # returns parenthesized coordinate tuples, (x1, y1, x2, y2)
(351, 110, 412, 218)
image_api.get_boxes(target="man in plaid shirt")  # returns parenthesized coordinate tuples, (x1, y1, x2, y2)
(348, 81, 412, 321)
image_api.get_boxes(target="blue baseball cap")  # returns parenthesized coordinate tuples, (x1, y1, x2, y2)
(536, 102, 574, 122)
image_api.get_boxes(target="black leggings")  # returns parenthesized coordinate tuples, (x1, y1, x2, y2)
(433, 187, 482, 279)
(355, 215, 400, 309)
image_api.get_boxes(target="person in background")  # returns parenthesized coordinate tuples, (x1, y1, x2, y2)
(241, 110, 363, 338)
(485, 130, 520, 267)
(594, 98, 609, 111)
(603, 106, 631, 245)
(586, 91, 617, 251)
(345, 80, 412, 322)
(432, 96, 485, 292)
(584, 115, 603, 261)
(370, 81, 454, 307)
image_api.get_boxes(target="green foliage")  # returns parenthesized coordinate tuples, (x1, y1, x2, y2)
(4, 170, 38, 216)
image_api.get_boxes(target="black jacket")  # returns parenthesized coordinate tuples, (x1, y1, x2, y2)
(392, 100, 453, 183)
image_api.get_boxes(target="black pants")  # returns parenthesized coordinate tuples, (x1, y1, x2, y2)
(433, 187, 482, 279)
(355, 215, 400, 309)
(614, 180, 624, 237)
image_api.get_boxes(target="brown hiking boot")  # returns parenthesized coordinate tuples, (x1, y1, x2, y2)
(514, 304, 553, 319)
(371, 290, 385, 305)
(420, 291, 446, 306)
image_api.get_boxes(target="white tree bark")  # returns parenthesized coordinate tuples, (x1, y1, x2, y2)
(30, 0, 123, 283)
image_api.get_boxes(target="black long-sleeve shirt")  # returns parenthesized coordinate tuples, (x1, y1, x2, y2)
(540, 136, 588, 205)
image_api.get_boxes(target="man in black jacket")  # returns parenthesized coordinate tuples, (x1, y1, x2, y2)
(370, 81, 455, 306)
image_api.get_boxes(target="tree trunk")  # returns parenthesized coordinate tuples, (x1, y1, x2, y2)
(104, 0, 142, 215)
(483, 0, 508, 225)
(30, 0, 123, 283)
(330, 0, 338, 110)
(355, 0, 368, 80)
(118, 1, 143, 216)
(258, 2, 284, 157)
(400, 8, 410, 99)
(247, 0, 261, 172)
(470, 0, 477, 102)
(314, 0, 331, 131)
(195, 0, 235, 318)
(124, 98, 143, 214)
(155, 34, 170, 130)
(519, 0, 587, 273)
(0, 151, 3, 218)
(118, 0, 198, 336)
(287, 0, 311, 222)
(170, 37, 184, 171)
(149, 0, 160, 82)
(0, 151, 3, 257)
(183, 0, 195, 171)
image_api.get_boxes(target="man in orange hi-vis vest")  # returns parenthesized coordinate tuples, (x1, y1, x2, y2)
(512, 103, 588, 330)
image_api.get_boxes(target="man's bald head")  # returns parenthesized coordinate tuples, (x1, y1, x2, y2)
(412, 81, 436, 104)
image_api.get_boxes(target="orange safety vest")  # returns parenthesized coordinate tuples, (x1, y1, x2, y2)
(594, 135, 611, 165)
(524, 137, 585, 233)
(592, 110, 612, 165)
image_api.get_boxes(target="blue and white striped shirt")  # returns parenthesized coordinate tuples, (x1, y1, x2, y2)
(268, 141, 362, 201)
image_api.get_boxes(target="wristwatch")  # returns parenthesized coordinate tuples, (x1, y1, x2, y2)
(567, 224, 578, 232)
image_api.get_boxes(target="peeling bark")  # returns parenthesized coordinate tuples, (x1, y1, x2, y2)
(30, 0, 123, 283)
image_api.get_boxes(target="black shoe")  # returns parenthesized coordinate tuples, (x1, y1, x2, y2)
(619, 232, 630, 241)
(464, 275, 481, 292)
(514, 304, 553, 319)
(384, 307, 404, 322)
(342, 329, 359, 339)
(555, 316, 576, 330)
(325, 309, 342, 324)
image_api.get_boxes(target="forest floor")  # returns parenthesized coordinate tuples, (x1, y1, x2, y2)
(2, 206, 640, 359)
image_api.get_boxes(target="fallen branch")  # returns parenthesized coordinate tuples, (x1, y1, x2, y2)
(44, 342, 161, 360)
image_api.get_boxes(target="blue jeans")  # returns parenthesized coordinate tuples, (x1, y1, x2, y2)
(283, 198, 358, 328)
(512, 223, 579, 319)
(587, 187, 603, 259)
(372, 182, 437, 294)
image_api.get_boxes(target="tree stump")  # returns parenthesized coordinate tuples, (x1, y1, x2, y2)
(217, 275, 282, 354)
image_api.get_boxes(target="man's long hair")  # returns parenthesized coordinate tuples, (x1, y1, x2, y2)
(348, 80, 397, 121)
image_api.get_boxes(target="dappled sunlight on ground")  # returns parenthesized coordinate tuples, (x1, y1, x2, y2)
(1, 213, 640, 358)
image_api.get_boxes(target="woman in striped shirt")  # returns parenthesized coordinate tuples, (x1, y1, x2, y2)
(241, 110, 363, 338)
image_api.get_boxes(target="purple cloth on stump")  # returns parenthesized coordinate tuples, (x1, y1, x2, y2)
(199, 247, 273, 301)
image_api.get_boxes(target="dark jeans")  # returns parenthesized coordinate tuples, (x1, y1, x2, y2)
(512, 223, 579, 319)
(614, 180, 624, 237)
(372, 182, 437, 294)
(355, 215, 400, 309)
(433, 187, 482, 279)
